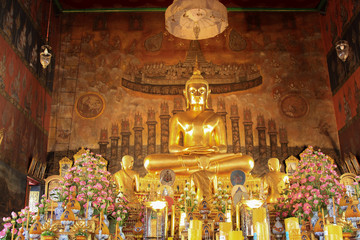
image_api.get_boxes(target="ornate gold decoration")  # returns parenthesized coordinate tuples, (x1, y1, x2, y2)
(59, 157, 73, 177)
(285, 155, 299, 177)
(70, 220, 93, 234)
(0, 128, 4, 145)
(41, 220, 60, 232)
(73, 147, 87, 162)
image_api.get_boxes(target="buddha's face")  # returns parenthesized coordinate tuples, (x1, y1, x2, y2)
(185, 82, 209, 108)
(268, 158, 280, 172)
(122, 155, 134, 170)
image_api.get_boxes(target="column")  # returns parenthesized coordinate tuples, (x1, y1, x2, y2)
(279, 127, 289, 158)
(160, 102, 171, 153)
(256, 115, 267, 159)
(98, 128, 109, 157)
(243, 108, 254, 156)
(133, 113, 144, 167)
(110, 123, 120, 159)
(268, 119, 278, 158)
(146, 109, 157, 155)
(120, 119, 131, 158)
(230, 103, 241, 153)
(172, 97, 184, 115)
(217, 99, 228, 152)
(110, 123, 120, 170)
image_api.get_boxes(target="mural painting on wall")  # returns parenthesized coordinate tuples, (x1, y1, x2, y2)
(50, 12, 340, 177)
(0, 0, 55, 90)
(122, 40, 263, 95)
(75, 92, 105, 119)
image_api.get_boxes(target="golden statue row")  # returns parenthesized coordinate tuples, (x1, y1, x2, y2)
(113, 66, 288, 204)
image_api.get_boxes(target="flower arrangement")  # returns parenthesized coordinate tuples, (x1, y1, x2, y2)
(74, 229, 88, 237)
(60, 150, 117, 216)
(212, 181, 231, 213)
(111, 192, 130, 227)
(36, 195, 51, 214)
(274, 146, 344, 221)
(41, 230, 55, 237)
(0, 207, 35, 240)
(177, 182, 198, 212)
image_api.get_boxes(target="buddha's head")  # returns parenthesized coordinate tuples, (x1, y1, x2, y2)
(268, 158, 281, 172)
(122, 155, 134, 170)
(184, 69, 210, 111)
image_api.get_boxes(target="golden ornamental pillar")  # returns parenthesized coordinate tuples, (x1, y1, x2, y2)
(98, 128, 109, 157)
(133, 113, 144, 167)
(279, 127, 289, 159)
(217, 98, 228, 151)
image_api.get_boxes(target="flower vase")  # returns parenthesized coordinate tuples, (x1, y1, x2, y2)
(118, 226, 126, 240)
(40, 214, 45, 225)
(86, 201, 94, 220)
(103, 214, 109, 227)
(311, 211, 319, 228)
(55, 202, 64, 220)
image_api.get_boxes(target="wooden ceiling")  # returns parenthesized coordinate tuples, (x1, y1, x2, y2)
(54, 0, 328, 13)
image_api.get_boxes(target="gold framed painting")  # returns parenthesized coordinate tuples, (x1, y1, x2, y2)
(59, 157, 73, 177)
(285, 155, 299, 177)
(39, 163, 47, 179)
(28, 155, 38, 176)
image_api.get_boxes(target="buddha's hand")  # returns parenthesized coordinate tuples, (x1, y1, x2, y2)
(182, 146, 219, 155)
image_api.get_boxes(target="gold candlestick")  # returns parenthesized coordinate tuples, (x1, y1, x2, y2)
(50, 200, 53, 221)
(171, 205, 175, 237)
(236, 204, 240, 230)
(10, 221, 15, 240)
(26, 209, 30, 231)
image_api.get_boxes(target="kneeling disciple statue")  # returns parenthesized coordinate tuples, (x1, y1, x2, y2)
(113, 155, 140, 203)
(144, 66, 254, 175)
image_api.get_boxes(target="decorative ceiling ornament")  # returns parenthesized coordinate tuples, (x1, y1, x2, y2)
(165, 0, 228, 40)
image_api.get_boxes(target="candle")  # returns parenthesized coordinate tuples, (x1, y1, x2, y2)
(26, 209, 30, 230)
(85, 199, 89, 220)
(322, 208, 325, 227)
(171, 205, 175, 237)
(284, 217, 300, 238)
(236, 204, 240, 230)
(219, 222, 232, 240)
(324, 224, 342, 240)
(332, 197, 336, 224)
(253, 207, 269, 240)
(229, 230, 244, 240)
(115, 222, 118, 239)
(10, 222, 15, 240)
(50, 200, 53, 221)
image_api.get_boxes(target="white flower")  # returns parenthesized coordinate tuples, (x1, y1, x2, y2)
(218, 181, 222, 185)
(178, 198, 182, 202)
(218, 196, 222, 200)
(194, 201, 198, 205)
(224, 194, 229, 198)
(221, 201, 226, 205)
(191, 191, 196, 196)
(218, 187, 222, 191)
(213, 201, 217, 205)
(180, 194, 184, 198)
(184, 188, 189, 192)
(227, 199, 232, 204)
(186, 196, 191, 200)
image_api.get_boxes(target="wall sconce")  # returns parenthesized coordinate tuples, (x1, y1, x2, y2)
(40, 45, 52, 69)
(335, 40, 349, 62)
(40, 0, 52, 69)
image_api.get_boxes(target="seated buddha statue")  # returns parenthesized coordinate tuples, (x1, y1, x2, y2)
(144, 67, 254, 175)
(263, 158, 289, 204)
(113, 155, 140, 203)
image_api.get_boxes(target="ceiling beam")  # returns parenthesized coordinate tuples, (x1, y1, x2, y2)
(53, 0, 327, 14)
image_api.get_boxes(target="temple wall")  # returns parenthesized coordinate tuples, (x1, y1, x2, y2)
(0, 0, 58, 217)
(48, 11, 340, 177)
(320, 0, 360, 168)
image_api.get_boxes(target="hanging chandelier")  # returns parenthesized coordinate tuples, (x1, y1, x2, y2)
(40, 0, 53, 69)
(165, 0, 228, 40)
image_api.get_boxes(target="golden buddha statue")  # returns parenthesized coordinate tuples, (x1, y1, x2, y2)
(190, 156, 217, 201)
(144, 67, 254, 175)
(113, 155, 140, 203)
(263, 158, 289, 204)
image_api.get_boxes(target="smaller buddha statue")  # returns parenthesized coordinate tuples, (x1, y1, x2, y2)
(113, 155, 140, 203)
(263, 158, 289, 204)
(190, 156, 217, 202)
